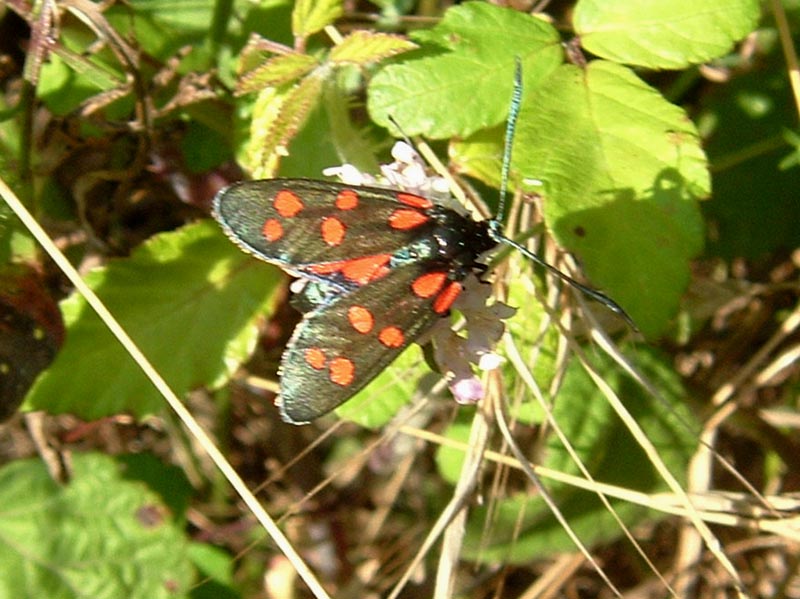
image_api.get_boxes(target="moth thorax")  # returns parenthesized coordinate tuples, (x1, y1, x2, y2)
(430, 210, 495, 263)
(390, 237, 440, 268)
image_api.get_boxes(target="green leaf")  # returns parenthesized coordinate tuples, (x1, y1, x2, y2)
(116, 454, 193, 518)
(435, 413, 474, 484)
(106, 0, 217, 60)
(463, 347, 698, 562)
(180, 121, 233, 174)
(292, 0, 343, 39)
(0, 115, 29, 265)
(51, 46, 124, 91)
(779, 128, 800, 170)
(450, 124, 506, 188)
(38, 52, 123, 116)
(329, 31, 418, 66)
(0, 453, 196, 598)
(279, 95, 344, 178)
(246, 73, 325, 178)
(25, 220, 282, 420)
(188, 543, 239, 599)
(574, 0, 761, 69)
(39, 0, 220, 115)
(236, 53, 319, 95)
(698, 39, 800, 258)
(323, 76, 381, 174)
(514, 61, 709, 337)
(367, 3, 562, 138)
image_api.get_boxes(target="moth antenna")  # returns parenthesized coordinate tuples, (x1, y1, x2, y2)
(491, 58, 637, 330)
(387, 115, 416, 151)
(496, 56, 523, 223)
(496, 234, 638, 331)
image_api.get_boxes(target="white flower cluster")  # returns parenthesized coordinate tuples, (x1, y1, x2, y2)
(324, 142, 452, 201)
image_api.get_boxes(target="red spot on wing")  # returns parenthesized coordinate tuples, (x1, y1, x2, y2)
(321, 217, 346, 246)
(263, 219, 283, 242)
(336, 189, 358, 210)
(274, 190, 304, 217)
(329, 357, 355, 386)
(378, 326, 404, 348)
(305, 348, 326, 370)
(433, 281, 462, 314)
(307, 262, 341, 276)
(397, 193, 433, 210)
(308, 254, 392, 285)
(411, 272, 447, 299)
(347, 305, 374, 334)
(341, 255, 392, 284)
(389, 208, 429, 230)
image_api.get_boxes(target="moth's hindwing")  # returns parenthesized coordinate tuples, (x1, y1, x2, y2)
(278, 260, 467, 424)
